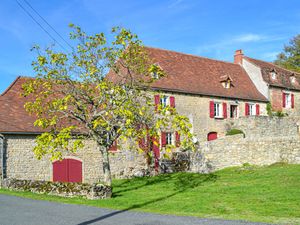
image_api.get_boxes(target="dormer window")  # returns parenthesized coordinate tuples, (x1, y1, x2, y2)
(270, 70, 277, 80)
(290, 75, 296, 83)
(220, 75, 233, 89)
(223, 80, 231, 89)
(151, 72, 159, 79)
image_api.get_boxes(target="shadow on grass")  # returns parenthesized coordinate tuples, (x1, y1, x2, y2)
(77, 173, 217, 225)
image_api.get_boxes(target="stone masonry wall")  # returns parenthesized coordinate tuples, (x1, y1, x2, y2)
(4, 135, 148, 184)
(191, 116, 300, 173)
(225, 116, 299, 139)
(191, 134, 300, 173)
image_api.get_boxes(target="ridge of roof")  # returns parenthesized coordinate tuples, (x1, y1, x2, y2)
(1, 75, 33, 97)
(244, 56, 300, 76)
(144, 46, 239, 66)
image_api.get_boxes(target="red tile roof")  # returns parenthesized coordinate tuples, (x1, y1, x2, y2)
(108, 47, 268, 102)
(244, 57, 300, 90)
(0, 76, 43, 133)
(0, 47, 269, 133)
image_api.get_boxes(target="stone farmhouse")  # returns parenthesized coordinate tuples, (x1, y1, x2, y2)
(0, 47, 299, 185)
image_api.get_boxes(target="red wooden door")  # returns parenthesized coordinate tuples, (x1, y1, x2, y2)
(53, 159, 82, 183)
(207, 132, 218, 141)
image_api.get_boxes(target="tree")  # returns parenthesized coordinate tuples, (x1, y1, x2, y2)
(274, 34, 300, 73)
(23, 25, 194, 187)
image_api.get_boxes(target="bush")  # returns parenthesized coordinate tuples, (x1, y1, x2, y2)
(226, 129, 244, 136)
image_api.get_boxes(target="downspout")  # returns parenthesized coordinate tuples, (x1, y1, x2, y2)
(0, 134, 5, 185)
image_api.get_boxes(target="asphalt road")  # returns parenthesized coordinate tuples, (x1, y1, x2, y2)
(0, 194, 270, 225)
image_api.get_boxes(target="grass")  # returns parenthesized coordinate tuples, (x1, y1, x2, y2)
(1, 163, 300, 224)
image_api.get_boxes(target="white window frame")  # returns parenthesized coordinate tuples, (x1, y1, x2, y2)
(285, 92, 292, 108)
(160, 96, 169, 108)
(230, 104, 239, 118)
(214, 102, 223, 118)
(271, 71, 277, 80)
(290, 76, 296, 83)
(166, 132, 174, 145)
(249, 103, 256, 116)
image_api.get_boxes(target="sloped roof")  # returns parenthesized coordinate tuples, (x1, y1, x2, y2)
(244, 57, 300, 90)
(0, 76, 43, 133)
(108, 47, 268, 102)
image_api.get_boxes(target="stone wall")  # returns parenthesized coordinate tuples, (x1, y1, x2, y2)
(163, 91, 267, 142)
(4, 135, 148, 184)
(191, 134, 300, 173)
(225, 116, 299, 139)
(2, 178, 112, 199)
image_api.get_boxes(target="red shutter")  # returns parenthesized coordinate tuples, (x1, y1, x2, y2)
(256, 104, 260, 116)
(170, 96, 175, 108)
(245, 103, 249, 116)
(161, 132, 167, 147)
(223, 102, 227, 118)
(154, 95, 160, 111)
(209, 101, 215, 118)
(282, 93, 286, 108)
(175, 131, 180, 147)
(291, 94, 295, 108)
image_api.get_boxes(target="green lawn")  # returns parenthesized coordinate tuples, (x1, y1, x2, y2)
(1, 163, 300, 224)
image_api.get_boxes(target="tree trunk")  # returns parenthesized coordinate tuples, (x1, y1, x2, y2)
(99, 145, 112, 187)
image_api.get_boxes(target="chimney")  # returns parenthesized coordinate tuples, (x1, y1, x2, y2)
(234, 49, 244, 65)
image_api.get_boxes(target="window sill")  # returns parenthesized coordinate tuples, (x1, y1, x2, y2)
(214, 116, 224, 119)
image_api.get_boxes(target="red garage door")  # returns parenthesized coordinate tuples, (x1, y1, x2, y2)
(207, 132, 218, 141)
(53, 159, 82, 183)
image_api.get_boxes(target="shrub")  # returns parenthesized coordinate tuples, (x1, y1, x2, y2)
(226, 129, 244, 136)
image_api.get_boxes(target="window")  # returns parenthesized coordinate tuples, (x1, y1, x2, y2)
(284, 93, 292, 108)
(270, 71, 277, 79)
(160, 96, 168, 107)
(230, 105, 238, 118)
(151, 72, 159, 79)
(249, 104, 256, 116)
(290, 76, 296, 83)
(166, 132, 173, 145)
(214, 102, 222, 118)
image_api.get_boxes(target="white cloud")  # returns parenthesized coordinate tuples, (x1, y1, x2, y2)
(168, 0, 184, 8)
(196, 33, 285, 55)
(233, 34, 264, 42)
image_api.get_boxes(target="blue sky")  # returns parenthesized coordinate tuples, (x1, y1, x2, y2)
(1, 0, 300, 93)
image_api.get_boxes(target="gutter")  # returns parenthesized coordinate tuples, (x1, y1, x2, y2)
(0, 134, 6, 184)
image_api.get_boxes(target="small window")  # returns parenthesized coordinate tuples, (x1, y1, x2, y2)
(249, 104, 256, 116)
(285, 93, 292, 108)
(166, 132, 173, 145)
(151, 72, 159, 79)
(224, 81, 231, 89)
(214, 102, 223, 118)
(290, 76, 296, 83)
(270, 71, 277, 80)
(230, 105, 238, 118)
(160, 96, 169, 107)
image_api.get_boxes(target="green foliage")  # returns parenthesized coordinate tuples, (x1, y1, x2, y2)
(274, 34, 300, 73)
(274, 111, 287, 117)
(266, 102, 273, 116)
(266, 103, 287, 117)
(2, 164, 300, 224)
(23, 24, 195, 186)
(226, 129, 244, 136)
